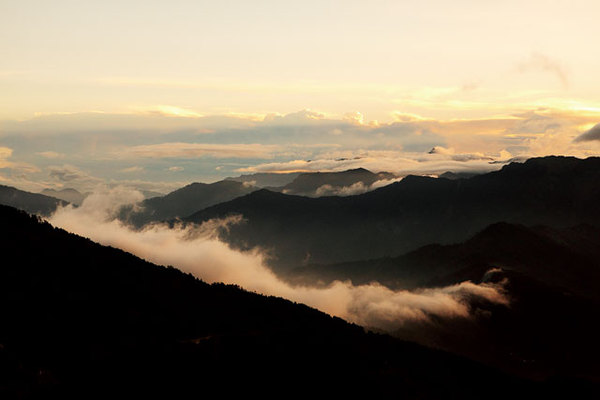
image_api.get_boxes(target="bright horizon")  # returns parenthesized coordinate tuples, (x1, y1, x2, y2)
(1, 1, 600, 193)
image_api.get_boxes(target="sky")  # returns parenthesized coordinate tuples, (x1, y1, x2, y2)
(1, 0, 600, 193)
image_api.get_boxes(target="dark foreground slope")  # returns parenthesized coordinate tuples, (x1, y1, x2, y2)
(0, 205, 558, 399)
(119, 180, 257, 227)
(187, 156, 600, 270)
(287, 223, 600, 381)
(0, 185, 66, 216)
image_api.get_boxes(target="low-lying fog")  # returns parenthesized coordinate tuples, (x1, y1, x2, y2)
(49, 187, 508, 332)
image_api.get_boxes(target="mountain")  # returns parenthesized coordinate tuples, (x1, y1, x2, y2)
(41, 188, 87, 205)
(286, 223, 600, 296)
(286, 222, 600, 381)
(438, 171, 480, 180)
(0, 184, 66, 216)
(139, 189, 164, 199)
(274, 168, 397, 196)
(119, 180, 257, 227)
(0, 204, 552, 398)
(225, 172, 301, 187)
(186, 156, 600, 270)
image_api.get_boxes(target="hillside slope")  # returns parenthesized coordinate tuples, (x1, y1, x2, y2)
(0, 185, 66, 216)
(0, 205, 548, 398)
(286, 222, 600, 381)
(119, 180, 257, 227)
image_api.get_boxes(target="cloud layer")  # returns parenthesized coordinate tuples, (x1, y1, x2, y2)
(1, 108, 599, 193)
(120, 142, 281, 159)
(48, 187, 509, 332)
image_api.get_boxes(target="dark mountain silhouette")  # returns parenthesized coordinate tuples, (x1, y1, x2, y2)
(119, 180, 257, 227)
(139, 189, 165, 199)
(0, 204, 558, 398)
(0, 184, 66, 216)
(274, 168, 397, 196)
(438, 171, 480, 180)
(286, 222, 600, 381)
(186, 156, 600, 270)
(41, 188, 87, 205)
(286, 223, 600, 296)
(225, 171, 301, 187)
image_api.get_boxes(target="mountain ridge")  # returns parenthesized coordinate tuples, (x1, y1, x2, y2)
(185, 156, 600, 269)
(0, 204, 548, 398)
(0, 184, 67, 216)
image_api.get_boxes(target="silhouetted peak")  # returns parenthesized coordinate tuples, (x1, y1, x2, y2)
(501, 155, 599, 174)
(398, 174, 437, 184)
(473, 222, 531, 239)
(346, 167, 372, 174)
(42, 187, 82, 195)
(439, 171, 480, 180)
(181, 182, 207, 189)
(249, 188, 282, 197)
(209, 180, 245, 187)
(294, 168, 375, 178)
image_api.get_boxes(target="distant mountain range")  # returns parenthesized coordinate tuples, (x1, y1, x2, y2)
(0, 168, 402, 225)
(0, 184, 66, 216)
(0, 204, 556, 398)
(186, 156, 600, 270)
(438, 171, 480, 180)
(286, 222, 600, 296)
(41, 188, 87, 205)
(225, 171, 301, 187)
(272, 168, 397, 197)
(118, 180, 258, 227)
(119, 168, 400, 226)
(2, 155, 599, 396)
(286, 222, 600, 380)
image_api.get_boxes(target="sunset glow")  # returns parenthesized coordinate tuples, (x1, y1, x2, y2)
(1, 0, 599, 192)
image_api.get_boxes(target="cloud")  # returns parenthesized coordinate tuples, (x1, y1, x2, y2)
(0, 145, 40, 176)
(47, 187, 510, 332)
(343, 111, 365, 125)
(428, 146, 493, 162)
(315, 182, 369, 197)
(0, 147, 187, 193)
(136, 105, 203, 118)
(120, 142, 281, 159)
(48, 164, 98, 183)
(237, 149, 505, 176)
(36, 151, 66, 159)
(574, 123, 600, 142)
(518, 53, 569, 88)
(0, 146, 13, 167)
(168, 166, 184, 172)
(2, 107, 599, 195)
(263, 109, 330, 125)
(391, 112, 430, 122)
(314, 177, 403, 197)
(119, 166, 144, 173)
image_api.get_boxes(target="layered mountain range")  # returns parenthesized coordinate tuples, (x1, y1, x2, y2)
(0, 205, 549, 398)
(186, 156, 600, 269)
(284, 222, 600, 380)
(0, 185, 66, 216)
(2, 155, 599, 397)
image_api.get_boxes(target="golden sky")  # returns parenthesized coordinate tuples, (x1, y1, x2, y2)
(2, 1, 600, 120)
(1, 1, 599, 192)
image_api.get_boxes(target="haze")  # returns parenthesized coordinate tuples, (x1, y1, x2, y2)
(2, 1, 600, 193)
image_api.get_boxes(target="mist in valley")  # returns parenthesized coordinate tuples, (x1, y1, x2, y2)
(48, 187, 509, 333)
